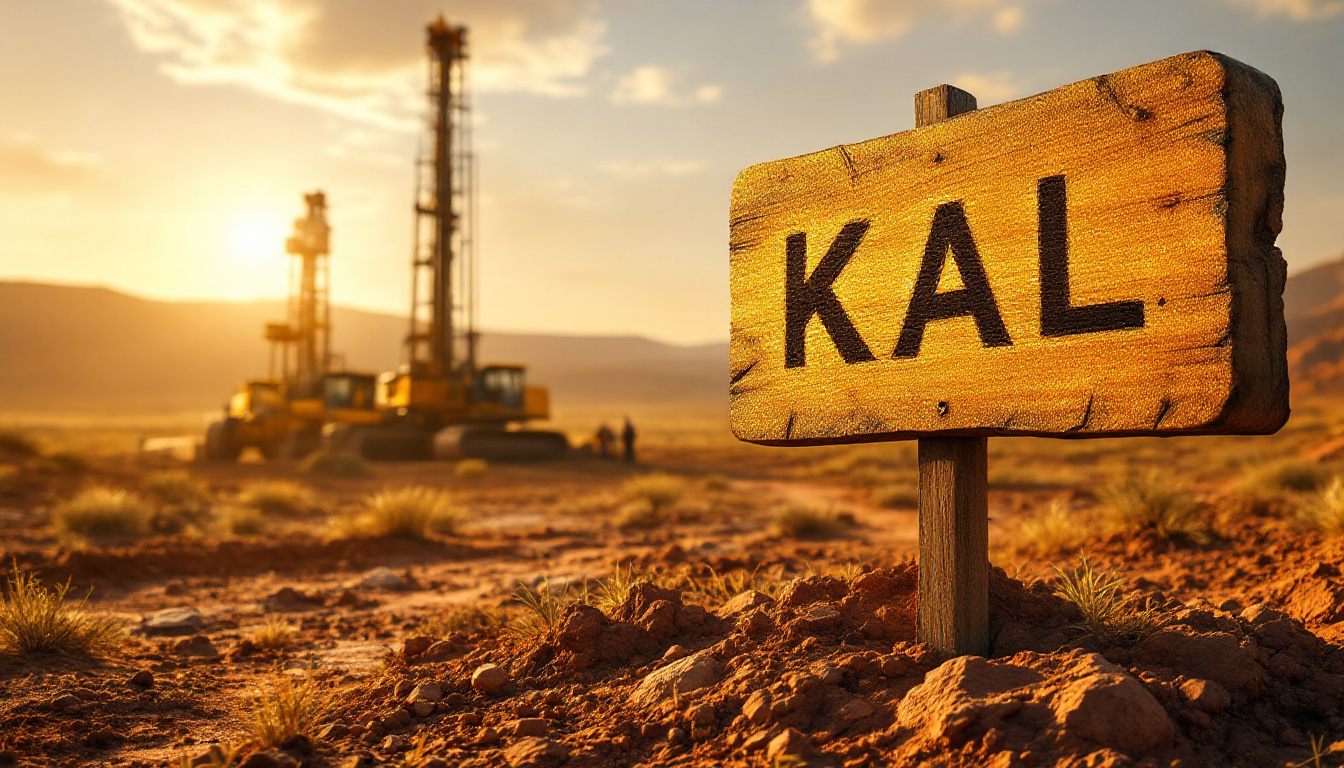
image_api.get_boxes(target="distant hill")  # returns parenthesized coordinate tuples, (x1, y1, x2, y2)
(0, 282, 726, 413)
(1285, 256, 1344, 395)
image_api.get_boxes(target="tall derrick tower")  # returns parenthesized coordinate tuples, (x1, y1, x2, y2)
(265, 191, 332, 395)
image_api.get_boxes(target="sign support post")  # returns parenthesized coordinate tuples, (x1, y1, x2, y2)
(913, 85, 990, 658)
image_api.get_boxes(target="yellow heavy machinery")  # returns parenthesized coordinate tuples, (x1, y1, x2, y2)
(204, 192, 381, 461)
(325, 18, 568, 461)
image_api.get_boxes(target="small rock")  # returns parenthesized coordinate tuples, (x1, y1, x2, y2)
(143, 607, 204, 635)
(1053, 673, 1174, 752)
(359, 567, 405, 590)
(172, 635, 219, 658)
(628, 650, 723, 708)
(381, 735, 407, 752)
(476, 726, 500, 745)
(1179, 678, 1232, 712)
(472, 663, 508, 694)
(412, 701, 435, 717)
(277, 734, 313, 755)
(337, 754, 375, 768)
(50, 694, 81, 713)
(238, 752, 298, 768)
(839, 697, 875, 721)
(662, 644, 690, 660)
(1133, 629, 1265, 695)
(742, 690, 771, 726)
(401, 636, 434, 658)
(263, 586, 323, 612)
(718, 590, 774, 617)
(84, 727, 117, 746)
(667, 726, 689, 745)
(797, 603, 843, 632)
(503, 737, 569, 767)
(687, 703, 717, 726)
(766, 728, 816, 760)
(317, 723, 349, 740)
(742, 730, 773, 752)
(128, 670, 155, 688)
(424, 640, 454, 657)
(510, 717, 550, 737)
(406, 682, 443, 703)
(421, 759, 450, 768)
(188, 745, 227, 767)
(393, 680, 415, 699)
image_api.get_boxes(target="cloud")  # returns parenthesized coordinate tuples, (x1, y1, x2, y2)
(610, 65, 723, 106)
(806, 0, 1024, 61)
(951, 71, 1020, 105)
(102, 0, 608, 129)
(598, 159, 706, 179)
(0, 136, 103, 196)
(1219, 0, 1344, 18)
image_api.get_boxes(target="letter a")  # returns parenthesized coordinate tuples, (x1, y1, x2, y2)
(784, 220, 877, 368)
(893, 202, 1011, 358)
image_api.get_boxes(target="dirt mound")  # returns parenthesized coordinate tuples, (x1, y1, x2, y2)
(300, 564, 1344, 767)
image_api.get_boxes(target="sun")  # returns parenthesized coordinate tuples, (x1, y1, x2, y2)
(227, 211, 287, 264)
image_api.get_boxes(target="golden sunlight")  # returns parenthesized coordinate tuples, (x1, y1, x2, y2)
(227, 211, 287, 264)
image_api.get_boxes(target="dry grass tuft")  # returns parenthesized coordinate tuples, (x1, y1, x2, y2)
(249, 616, 293, 652)
(144, 471, 211, 509)
(1296, 477, 1344, 535)
(0, 564, 124, 656)
(703, 473, 731, 492)
(510, 579, 574, 638)
(216, 504, 266, 536)
(1243, 458, 1332, 496)
(592, 564, 651, 612)
(689, 564, 779, 604)
(455, 458, 489, 480)
(1053, 555, 1166, 646)
(1017, 499, 1086, 555)
(614, 498, 663, 530)
(871, 483, 918, 509)
(52, 486, 153, 542)
(249, 671, 332, 748)
(421, 604, 507, 636)
(1101, 473, 1209, 544)
(621, 472, 685, 510)
(774, 504, 842, 539)
(0, 430, 40, 458)
(358, 486, 462, 539)
(300, 450, 371, 478)
(239, 481, 317, 516)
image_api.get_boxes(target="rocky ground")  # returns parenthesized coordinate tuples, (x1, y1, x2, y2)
(1, 402, 1344, 767)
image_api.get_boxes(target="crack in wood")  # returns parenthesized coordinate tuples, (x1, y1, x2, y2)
(836, 145, 859, 186)
(1066, 395, 1094, 432)
(729, 360, 758, 386)
(1153, 397, 1173, 429)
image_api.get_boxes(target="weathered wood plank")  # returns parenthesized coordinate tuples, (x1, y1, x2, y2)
(918, 436, 988, 656)
(729, 51, 1288, 446)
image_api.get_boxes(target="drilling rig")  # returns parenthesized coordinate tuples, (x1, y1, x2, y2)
(326, 17, 568, 461)
(204, 192, 380, 461)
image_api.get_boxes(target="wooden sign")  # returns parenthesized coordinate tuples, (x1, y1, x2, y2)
(730, 51, 1289, 446)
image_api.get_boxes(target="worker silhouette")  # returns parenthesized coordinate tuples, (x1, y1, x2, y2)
(595, 423, 615, 460)
(622, 417, 637, 463)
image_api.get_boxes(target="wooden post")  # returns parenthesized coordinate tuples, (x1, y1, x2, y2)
(914, 84, 990, 658)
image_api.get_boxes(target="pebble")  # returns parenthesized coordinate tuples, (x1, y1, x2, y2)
(475, 726, 500, 745)
(627, 650, 722, 708)
(143, 607, 204, 635)
(171, 635, 219, 658)
(401, 637, 434, 658)
(381, 735, 406, 752)
(766, 728, 816, 760)
(667, 727, 689, 746)
(472, 663, 508, 694)
(839, 697, 875, 721)
(50, 694, 81, 714)
(662, 644, 690, 661)
(411, 701, 435, 717)
(237, 752, 298, 768)
(317, 723, 349, 740)
(128, 670, 155, 688)
(509, 718, 549, 737)
(359, 567, 405, 590)
(406, 682, 443, 703)
(503, 737, 569, 768)
(687, 703, 717, 726)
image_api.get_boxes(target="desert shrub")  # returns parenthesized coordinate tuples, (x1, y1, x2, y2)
(358, 487, 461, 539)
(249, 616, 293, 652)
(510, 579, 574, 638)
(690, 564, 780, 604)
(144, 471, 211, 509)
(0, 430, 40, 458)
(1297, 477, 1344, 535)
(614, 498, 663, 530)
(239, 481, 317, 516)
(1101, 473, 1209, 544)
(300, 450, 371, 478)
(217, 504, 265, 536)
(592, 565, 651, 612)
(1053, 555, 1166, 646)
(621, 472, 685, 510)
(249, 672, 331, 748)
(421, 604, 507, 636)
(455, 458, 489, 480)
(1242, 458, 1332, 496)
(871, 483, 918, 509)
(703, 473, 730, 492)
(0, 564, 123, 656)
(1017, 499, 1086, 555)
(52, 486, 153, 542)
(775, 504, 841, 539)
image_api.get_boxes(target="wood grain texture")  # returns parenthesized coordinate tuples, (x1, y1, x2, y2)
(918, 436, 989, 656)
(729, 51, 1289, 446)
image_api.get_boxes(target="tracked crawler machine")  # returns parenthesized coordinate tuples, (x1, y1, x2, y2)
(325, 18, 568, 461)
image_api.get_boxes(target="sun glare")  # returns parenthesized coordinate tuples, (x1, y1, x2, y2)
(228, 212, 286, 264)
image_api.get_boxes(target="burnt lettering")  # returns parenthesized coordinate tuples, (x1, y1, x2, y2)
(784, 220, 876, 368)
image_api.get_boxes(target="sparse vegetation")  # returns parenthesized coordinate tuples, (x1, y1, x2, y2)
(614, 498, 663, 530)
(216, 504, 266, 535)
(689, 564, 781, 605)
(421, 604, 507, 636)
(239, 481, 317, 516)
(871, 483, 918, 509)
(249, 616, 293, 652)
(144, 470, 211, 509)
(300, 449, 371, 478)
(1243, 458, 1332, 496)
(1017, 499, 1087, 554)
(774, 504, 841, 539)
(0, 430, 40, 458)
(248, 671, 332, 748)
(52, 486, 153, 542)
(1101, 473, 1209, 544)
(1297, 477, 1344, 535)
(455, 458, 489, 480)
(621, 472, 685, 510)
(703, 473, 730, 491)
(0, 564, 124, 656)
(593, 564, 651, 612)
(1053, 555, 1166, 646)
(510, 579, 575, 638)
(358, 486, 462, 539)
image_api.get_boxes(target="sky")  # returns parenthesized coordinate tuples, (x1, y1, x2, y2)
(1, 0, 1342, 346)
